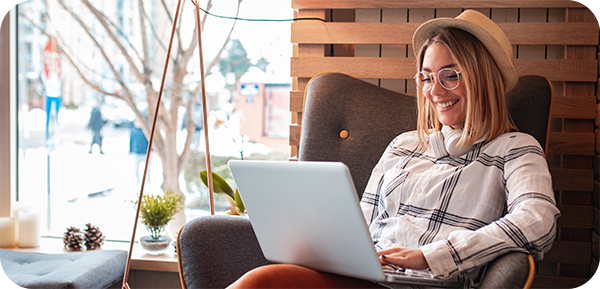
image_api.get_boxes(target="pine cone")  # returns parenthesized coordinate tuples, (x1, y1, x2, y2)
(64, 226, 84, 251)
(84, 223, 105, 250)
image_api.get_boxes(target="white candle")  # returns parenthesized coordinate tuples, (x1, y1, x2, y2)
(0, 218, 16, 248)
(17, 212, 40, 248)
(12, 202, 33, 245)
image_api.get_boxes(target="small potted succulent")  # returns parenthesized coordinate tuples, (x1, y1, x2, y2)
(134, 190, 183, 255)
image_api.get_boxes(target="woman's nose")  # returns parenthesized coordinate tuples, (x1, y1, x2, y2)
(430, 77, 447, 96)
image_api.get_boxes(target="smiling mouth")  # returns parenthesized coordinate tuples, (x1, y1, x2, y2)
(436, 100, 459, 108)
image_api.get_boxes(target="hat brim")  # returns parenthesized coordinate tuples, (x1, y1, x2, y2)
(412, 11, 518, 93)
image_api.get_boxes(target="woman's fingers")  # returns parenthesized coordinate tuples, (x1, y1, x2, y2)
(377, 247, 429, 270)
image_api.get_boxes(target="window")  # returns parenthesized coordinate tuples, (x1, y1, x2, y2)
(12, 0, 292, 241)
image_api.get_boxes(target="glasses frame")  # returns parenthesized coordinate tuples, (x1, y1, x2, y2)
(414, 68, 462, 92)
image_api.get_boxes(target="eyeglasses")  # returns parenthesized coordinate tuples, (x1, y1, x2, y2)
(414, 68, 462, 92)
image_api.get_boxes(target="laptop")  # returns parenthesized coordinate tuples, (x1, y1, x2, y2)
(228, 160, 465, 288)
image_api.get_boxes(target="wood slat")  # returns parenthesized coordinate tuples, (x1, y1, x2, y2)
(550, 168, 595, 191)
(544, 241, 592, 264)
(289, 124, 302, 146)
(593, 231, 599, 261)
(531, 275, 591, 288)
(291, 57, 417, 79)
(290, 91, 304, 112)
(292, 22, 599, 46)
(291, 57, 598, 82)
(292, 22, 419, 45)
(501, 22, 598, 45)
(552, 96, 597, 119)
(293, 10, 326, 134)
(512, 59, 597, 82)
(547, 132, 596, 156)
(557, 205, 594, 228)
(292, 0, 585, 9)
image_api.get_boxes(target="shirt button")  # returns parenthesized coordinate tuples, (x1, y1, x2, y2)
(416, 188, 422, 193)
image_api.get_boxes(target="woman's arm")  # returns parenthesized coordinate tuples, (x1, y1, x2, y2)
(418, 136, 560, 277)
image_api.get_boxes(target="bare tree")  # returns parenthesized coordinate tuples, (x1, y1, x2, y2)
(25, 0, 243, 229)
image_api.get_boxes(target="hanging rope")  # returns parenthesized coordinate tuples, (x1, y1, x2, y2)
(121, 0, 185, 288)
(193, 0, 215, 216)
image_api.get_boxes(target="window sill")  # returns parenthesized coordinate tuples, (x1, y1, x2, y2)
(1, 237, 179, 272)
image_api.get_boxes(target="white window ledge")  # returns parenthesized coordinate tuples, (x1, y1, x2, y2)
(1, 237, 179, 272)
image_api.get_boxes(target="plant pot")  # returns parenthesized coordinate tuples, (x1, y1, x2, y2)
(139, 225, 172, 255)
(140, 235, 172, 255)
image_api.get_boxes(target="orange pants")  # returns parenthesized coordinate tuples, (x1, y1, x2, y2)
(227, 264, 387, 288)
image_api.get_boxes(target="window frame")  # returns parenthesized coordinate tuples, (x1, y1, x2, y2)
(0, 8, 17, 219)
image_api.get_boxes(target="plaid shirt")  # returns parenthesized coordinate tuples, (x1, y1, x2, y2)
(360, 131, 560, 282)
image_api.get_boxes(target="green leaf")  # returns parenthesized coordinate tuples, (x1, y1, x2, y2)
(234, 189, 245, 213)
(199, 170, 245, 214)
(218, 193, 236, 207)
(200, 170, 235, 199)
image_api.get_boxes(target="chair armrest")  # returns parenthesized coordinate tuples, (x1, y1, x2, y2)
(479, 252, 534, 289)
(177, 215, 270, 289)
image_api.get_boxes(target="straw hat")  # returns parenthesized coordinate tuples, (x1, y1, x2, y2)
(412, 10, 518, 93)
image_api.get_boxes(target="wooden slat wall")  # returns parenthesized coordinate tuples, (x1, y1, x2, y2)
(290, 1, 599, 287)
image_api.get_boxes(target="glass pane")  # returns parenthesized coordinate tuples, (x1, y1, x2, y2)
(17, 0, 291, 241)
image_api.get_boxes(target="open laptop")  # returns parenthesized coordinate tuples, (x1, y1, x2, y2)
(228, 160, 465, 288)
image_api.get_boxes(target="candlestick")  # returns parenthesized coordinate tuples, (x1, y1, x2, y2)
(17, 212, 40, 248)
(0, 217, 16, 248)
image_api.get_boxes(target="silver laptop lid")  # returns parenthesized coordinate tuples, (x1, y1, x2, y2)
(228, 160, 386, 282)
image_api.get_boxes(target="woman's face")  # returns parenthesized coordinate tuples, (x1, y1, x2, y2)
(421, 43, 467, 129)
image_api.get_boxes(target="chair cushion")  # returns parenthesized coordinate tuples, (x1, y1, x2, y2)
(0, 249, 127, 289)
(300, 73, 418, 197)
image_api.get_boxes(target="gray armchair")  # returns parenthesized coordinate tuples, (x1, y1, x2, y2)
(177, 73, 552, 289)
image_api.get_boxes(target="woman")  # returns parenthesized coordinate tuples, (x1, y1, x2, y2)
(228, 10, 560, 288)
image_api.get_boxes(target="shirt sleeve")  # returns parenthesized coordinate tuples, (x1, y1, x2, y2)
(420, 134, 561, 277)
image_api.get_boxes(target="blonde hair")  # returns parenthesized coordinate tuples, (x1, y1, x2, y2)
(416, 28, 516, 148)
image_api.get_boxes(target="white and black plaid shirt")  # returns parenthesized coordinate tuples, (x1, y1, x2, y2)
(360, 130, 560, 282)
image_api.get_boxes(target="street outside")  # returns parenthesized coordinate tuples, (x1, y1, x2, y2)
(18, 106, 268, 241)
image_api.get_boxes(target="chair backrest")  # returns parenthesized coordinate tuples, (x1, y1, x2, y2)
(299, 73, 553, 198)
(505, 75, 553, 154)
(299, 73, 417, 198)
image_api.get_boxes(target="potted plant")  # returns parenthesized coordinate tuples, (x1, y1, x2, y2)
(134, 190, 183, 255)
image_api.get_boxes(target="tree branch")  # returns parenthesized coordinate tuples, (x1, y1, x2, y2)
(190, 0, 243, 95)
(178, 97, 197, 172)
(56, 0, 148, 129)
(179, 0, 213, 66)
(138, 0, 152, 78)
(22, 8, 122, 100)
(138, 0, 169, 55)
(160, 0, 174, 24)
(89, 1, 145, 66)
(79, 0, 145, 83)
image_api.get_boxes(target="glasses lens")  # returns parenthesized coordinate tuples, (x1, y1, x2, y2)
(439, 69, 460, 90)
(416, 72, 433, 91)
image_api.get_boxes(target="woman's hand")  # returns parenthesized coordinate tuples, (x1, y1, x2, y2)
(377, 247, 429, 270)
